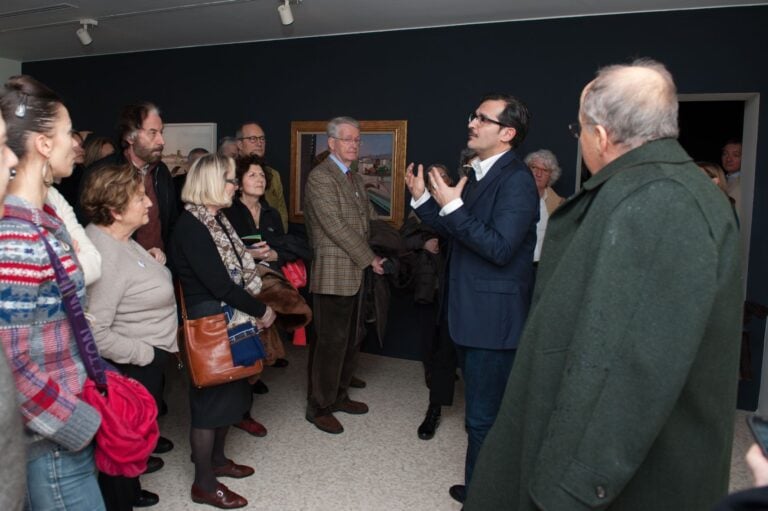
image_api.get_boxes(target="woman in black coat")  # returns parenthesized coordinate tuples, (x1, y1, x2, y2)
(170, 154, 276, 508)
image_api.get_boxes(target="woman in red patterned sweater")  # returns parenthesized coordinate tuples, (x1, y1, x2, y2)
(0, 75, 106, 510)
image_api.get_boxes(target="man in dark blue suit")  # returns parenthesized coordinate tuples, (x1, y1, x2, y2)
(405, 93, 539, 503)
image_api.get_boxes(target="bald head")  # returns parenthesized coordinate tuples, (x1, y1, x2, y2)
(580, 59, 679, 150)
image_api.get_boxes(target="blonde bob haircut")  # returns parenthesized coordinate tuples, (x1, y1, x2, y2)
(181, 153, 235, 207)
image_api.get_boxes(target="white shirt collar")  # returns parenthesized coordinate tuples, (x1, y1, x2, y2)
(471, 150, 508, 181)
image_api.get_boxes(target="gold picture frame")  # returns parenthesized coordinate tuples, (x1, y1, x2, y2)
(289, 120, 407, 226)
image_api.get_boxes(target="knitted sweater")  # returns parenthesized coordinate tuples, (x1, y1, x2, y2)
(46, 186, 102, 286)
(0, 196, 101, 460)
(86, 225, 178, 366)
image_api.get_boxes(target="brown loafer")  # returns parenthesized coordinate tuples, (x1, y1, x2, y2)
(306, 410, 344, 434)
(213, 459, 255, 479)
(191, 483, 247, 509)
(233, 417, 267, 437)
(333, 398, 369, 415)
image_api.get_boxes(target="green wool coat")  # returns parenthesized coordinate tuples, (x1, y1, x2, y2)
(465, 139, 742, 511)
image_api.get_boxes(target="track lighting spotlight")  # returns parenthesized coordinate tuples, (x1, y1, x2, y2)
(76, 19, 98, 46)
(278, 0, 294, 26)
(277, 0, 302, 26)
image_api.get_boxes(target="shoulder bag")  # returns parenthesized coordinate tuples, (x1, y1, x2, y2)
(176, 280, 265, 388)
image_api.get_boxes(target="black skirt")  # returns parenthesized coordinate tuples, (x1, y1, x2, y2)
(184, 300, 253, 428)
(189, 377, 251, 429)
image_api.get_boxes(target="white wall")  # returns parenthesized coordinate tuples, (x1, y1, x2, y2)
(0, 58, 21, 84)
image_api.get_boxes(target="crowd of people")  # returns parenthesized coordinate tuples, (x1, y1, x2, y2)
(0, 57, 755, 511)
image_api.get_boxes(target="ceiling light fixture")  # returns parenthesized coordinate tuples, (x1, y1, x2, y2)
(76, 18, 98, 46)
(278, 0, 302, 26)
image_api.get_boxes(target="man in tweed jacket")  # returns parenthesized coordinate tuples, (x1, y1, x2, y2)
(303, 116, 386, 434)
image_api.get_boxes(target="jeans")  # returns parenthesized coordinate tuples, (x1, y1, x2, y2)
(25, 444, 106, 511)
(456, 345, 516, 486)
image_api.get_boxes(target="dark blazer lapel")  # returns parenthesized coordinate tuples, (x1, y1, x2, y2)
(464, 151, 514, 207)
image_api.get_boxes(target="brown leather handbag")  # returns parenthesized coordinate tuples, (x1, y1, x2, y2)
(176, 281, 264, 388)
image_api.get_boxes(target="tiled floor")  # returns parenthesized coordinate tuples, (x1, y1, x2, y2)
(143, 343, 755, 510)
(143, 344, 466, 510)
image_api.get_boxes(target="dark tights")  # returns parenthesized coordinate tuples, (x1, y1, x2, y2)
(190, 426, 230, 491)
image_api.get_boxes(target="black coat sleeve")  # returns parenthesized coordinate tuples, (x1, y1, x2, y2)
(170, 212, 267, 318)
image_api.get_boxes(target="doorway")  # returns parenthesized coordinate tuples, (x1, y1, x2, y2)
(678, 93, 761, 410)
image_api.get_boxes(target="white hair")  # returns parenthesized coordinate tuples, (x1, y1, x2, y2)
(581, 58, 679, 150)
(524, 149, 562, 185)
(327, 116, 359, 138)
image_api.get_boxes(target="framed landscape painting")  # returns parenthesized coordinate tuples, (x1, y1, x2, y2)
(160, 122, 217, 173)
(289, 120, 407, 226)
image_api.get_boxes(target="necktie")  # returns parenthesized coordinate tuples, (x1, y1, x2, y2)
(346, 171, 359, 198)
(463, 171, 478, 200)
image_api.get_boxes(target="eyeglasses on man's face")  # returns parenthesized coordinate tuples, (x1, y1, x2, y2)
(332, 136, 362, 146)
(468, 111, 512, 128)
(239, 136, 266, 144)
(569, 121, 596, 139)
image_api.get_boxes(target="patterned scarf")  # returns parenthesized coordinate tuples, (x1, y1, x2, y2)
(185, 203, 262, 326)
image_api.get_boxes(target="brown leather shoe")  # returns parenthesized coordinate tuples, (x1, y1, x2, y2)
(333, 398, 369, 415)
(349, 376, 367, 388)
(213, 459, 255, 479)
(233, 417, 267, 437)
(306, 410, 344, 434)
(191, 483, 247, 509)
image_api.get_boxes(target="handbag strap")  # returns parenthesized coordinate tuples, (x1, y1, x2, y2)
(6, 215, 107, 388)
(175, 278, 189, 321)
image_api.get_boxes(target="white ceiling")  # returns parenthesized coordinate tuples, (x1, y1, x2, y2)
(0, 0, 765, 62)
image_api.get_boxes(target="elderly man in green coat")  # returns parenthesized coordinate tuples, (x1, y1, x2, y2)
(465, 59, 742, 511)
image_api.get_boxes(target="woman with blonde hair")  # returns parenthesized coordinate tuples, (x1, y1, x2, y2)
(696, 160, 730, 196)
(170, 153, 275, 508)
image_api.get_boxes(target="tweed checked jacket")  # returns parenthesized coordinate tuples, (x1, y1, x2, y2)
(304, 157, 375, 296)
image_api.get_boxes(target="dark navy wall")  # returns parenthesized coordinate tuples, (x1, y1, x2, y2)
(24, 6, 768, 405)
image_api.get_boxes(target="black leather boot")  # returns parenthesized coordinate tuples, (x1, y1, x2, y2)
(417, 403, 441, 440)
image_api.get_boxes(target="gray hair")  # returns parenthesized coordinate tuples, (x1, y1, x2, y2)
(117, 102, 161, 148)
(218, 136, 237, 147)
(187, 147, 208, 163)
(581, 58, 679, 150)
(327, 116, 359, 138)
(524, 149, 562, 185)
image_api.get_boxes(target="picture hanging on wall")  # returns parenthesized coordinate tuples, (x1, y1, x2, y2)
(289, 120, 407, 226)
(161, 122, 217, 174)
